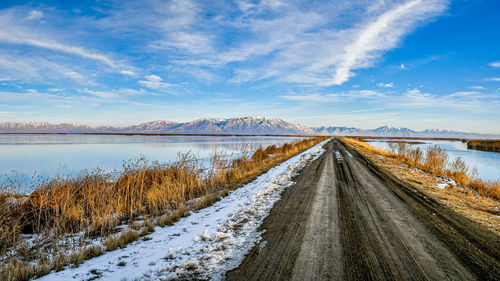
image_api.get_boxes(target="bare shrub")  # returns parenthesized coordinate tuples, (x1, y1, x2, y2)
(409, 147, 423, 164)
(0, 136, 328, 280)
(424, 145, 448, 177)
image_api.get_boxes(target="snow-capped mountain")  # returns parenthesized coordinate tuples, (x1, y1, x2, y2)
(312, 125, 498, 138)
(0, 122, 118, 133)
(312, 126, 370, 136)
(372, 126, 416, 136)
(1, 118, 498, 138)
(122, 121, 179, 134)
(0, 117, 314, 135)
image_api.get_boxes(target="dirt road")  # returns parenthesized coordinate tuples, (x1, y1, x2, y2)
(226, 139, 500, 281)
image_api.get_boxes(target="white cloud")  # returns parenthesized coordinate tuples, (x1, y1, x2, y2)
(281, 87, 497, 114)
(120, 70, 135, 76)
(84, 89, 121, 99)
(0, 1, 449, 89)
(27, 10, 43, 20)
(80, 88, 150, 100)
(138, 75, 174, 90)
(330, 0, 447, 85)
(0, 53, 93, 84)
(0, 35, 117, 67)
(66, 71, 83, 80)
(489, 61, 500, 68)
(0, 11, 119, 68)
(280, 93, 337, 102)
(447, 91, 479, 97)
(377, 82, 394, 88)
(470, 86, 485, 90)
(113, 0, 446, 86)
(486, 78, 500, 82)
(280, 90, 384, 102)
(400, 63, 406, 69)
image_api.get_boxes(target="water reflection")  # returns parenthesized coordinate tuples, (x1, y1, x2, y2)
(365, 139, 500, 181)
(0, 134, 303, 191)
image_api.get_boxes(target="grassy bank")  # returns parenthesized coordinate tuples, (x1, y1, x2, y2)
(467, 139, 500, 152)
(0, 136, 328, 280)
(346, 138, 500, 200)
(343, 137, 499, 233)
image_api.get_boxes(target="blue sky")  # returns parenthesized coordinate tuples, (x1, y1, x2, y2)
(0, 0, 499, 133)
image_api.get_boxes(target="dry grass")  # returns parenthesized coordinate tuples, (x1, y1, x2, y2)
(351, 138, 500, 201)
(343, 137, 500, 234)
(467, 139, 500, 152)
(0, 136, 327, 280)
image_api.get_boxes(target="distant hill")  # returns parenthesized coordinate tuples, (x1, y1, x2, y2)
(1, 117, 498, 139)
(0, 117, 315, 135)
(311, 125, 500, 139)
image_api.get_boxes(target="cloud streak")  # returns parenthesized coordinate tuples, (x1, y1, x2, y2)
(331, 0, 446, 85)
(0, 8, 126, 72)
(489, 61, 500, 68)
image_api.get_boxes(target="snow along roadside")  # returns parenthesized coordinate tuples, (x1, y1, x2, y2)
(36, 139, 329, 281)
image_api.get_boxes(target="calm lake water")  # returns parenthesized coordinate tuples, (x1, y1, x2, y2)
(0, 134, 302, 192)
(365, 139, 500, 182)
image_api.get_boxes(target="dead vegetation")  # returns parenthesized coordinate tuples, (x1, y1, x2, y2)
(343, 137, 500, 234)
(350, 138, 500, 200)
(467, 139, 500, 152)
(0, 136, 327, 280)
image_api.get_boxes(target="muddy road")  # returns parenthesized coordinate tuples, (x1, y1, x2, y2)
(226, 139, 500, 281)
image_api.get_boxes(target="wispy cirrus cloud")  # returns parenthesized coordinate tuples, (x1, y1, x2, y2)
(330, 0, 447, 85)
(26, 10, 43, 20)
(0, 7, 131, 74)
(98, 0, 447, 86)
(280, 87, 498, 113)
(377, 82, 394, 88)
(280, 90, 384, 102)
(0, 52, 92, 84)
(489, 61, 500, 68)
(0, 1, 450, 89)
(138, 75, 175, 90)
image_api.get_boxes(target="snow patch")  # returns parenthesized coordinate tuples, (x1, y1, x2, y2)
(436, 177, 456, 189)
(335, 151, 343, 161)
(36, 139, 328, 281)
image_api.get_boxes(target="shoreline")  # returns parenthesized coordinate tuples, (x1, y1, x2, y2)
(342, 137, 500, 234)
(0, 137, 328, 280)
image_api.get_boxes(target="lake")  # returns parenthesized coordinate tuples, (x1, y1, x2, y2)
(365, 139, 500, 182)
(0, 134, 303, 192)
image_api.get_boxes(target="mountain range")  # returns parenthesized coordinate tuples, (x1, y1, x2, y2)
(1, 117, 498, 139)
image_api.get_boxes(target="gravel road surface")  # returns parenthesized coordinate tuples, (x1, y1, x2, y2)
(226, 139, 500, 281)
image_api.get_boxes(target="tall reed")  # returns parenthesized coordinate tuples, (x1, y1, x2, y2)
(0, 136, 327, 280)
(346, 138, 500, 201)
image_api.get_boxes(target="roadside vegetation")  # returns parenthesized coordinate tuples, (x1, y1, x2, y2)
(0, 136, 328, 281)
(347, 137, 500, 200)
(467, 139, 500, 152)
(343, 137, 499, 234)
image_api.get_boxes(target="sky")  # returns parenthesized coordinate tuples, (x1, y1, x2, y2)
(0, 0, 499, 134)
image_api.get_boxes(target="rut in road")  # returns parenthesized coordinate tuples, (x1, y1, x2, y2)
(290, 144, 342, 281)
(226, 139, 500, 281)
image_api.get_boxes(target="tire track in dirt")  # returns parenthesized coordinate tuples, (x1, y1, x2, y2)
(226, 139, 500, 281)
(290, 143, 342, 281)
(225, 141, 328, 280)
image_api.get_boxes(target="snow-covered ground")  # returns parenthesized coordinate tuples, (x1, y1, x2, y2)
(436, 177, 457, 189)
(37, 140, 328, 281)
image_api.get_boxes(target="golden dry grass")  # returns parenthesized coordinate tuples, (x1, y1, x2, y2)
(467, 139, 500, 152)
(0, 136, 328, 280)
(349, 138, 500, 201)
